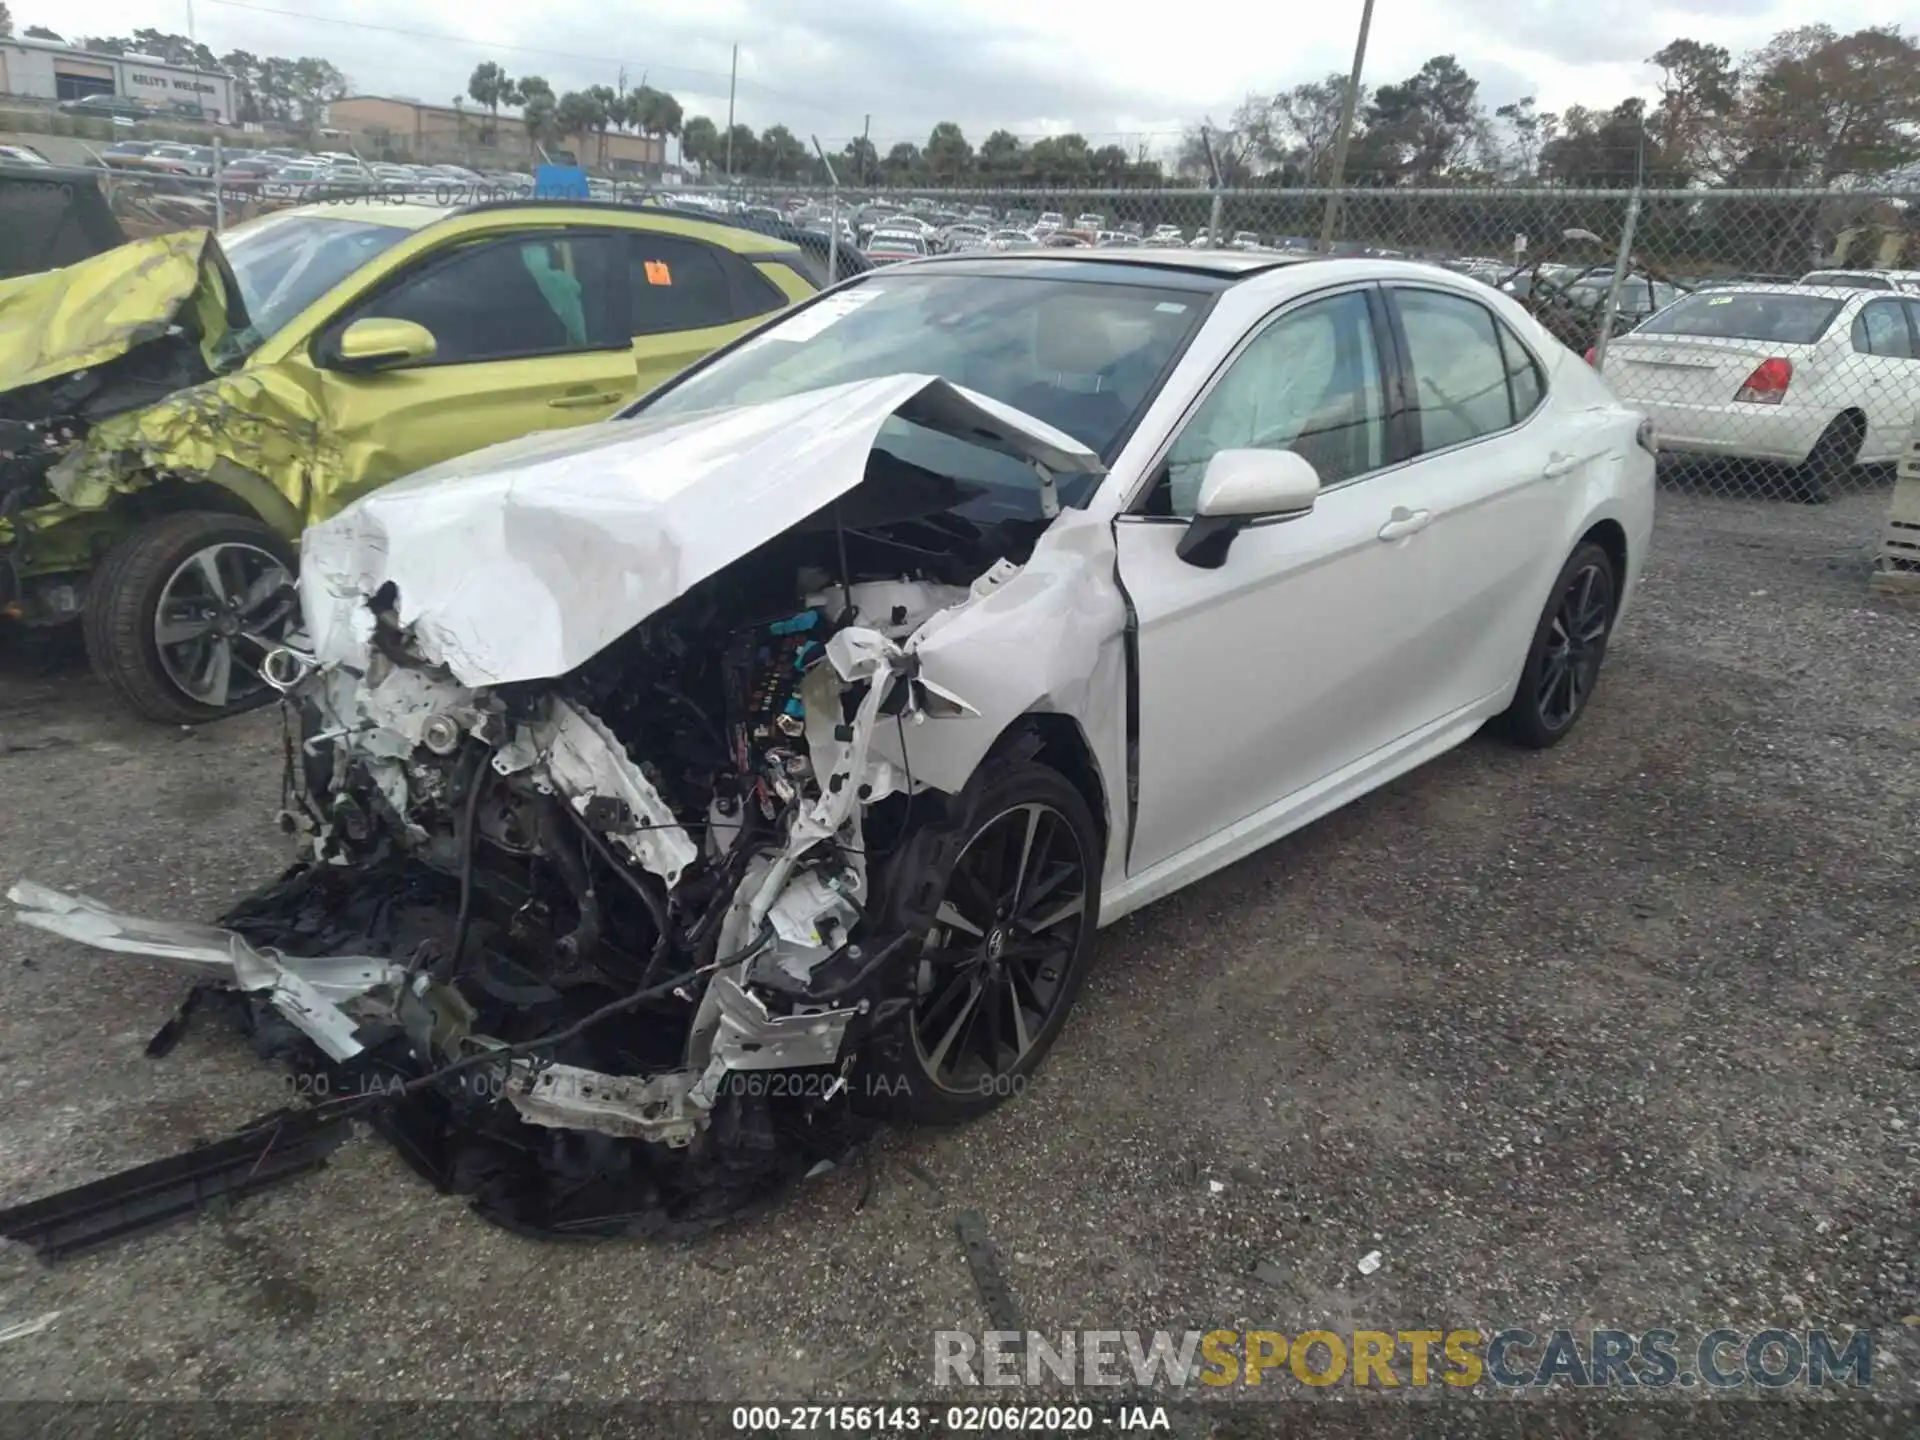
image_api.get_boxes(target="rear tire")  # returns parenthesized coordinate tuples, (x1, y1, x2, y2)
(83, 511, 298, 725)
(854, 758, 1100, 1126)
(1794, 414, 1863, 504)
(1501, 542, 1617, 750)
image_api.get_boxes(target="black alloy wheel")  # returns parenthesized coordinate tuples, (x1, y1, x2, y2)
(859, 759, 1100, 1124)
(1503, 541, 1617, 749)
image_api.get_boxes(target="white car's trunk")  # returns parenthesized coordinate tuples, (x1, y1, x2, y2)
(1603, 334, 1802, 409)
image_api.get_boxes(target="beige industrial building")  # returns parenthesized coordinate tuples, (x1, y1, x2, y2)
(0, 35, 234, 119)
(325, 96, 666, 172)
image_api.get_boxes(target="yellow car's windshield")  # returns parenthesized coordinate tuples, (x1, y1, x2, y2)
(215, 214, 412, 365)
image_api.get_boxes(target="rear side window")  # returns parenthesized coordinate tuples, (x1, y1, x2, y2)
(1500, 323, 1545, 418)
(1851, 300, 1916, 359)
(629, 235, 735, 335)
(1636, 292, 1842, 344)
(1393, 288, 1517, 451)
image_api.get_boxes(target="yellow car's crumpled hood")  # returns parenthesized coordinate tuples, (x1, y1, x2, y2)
(0, 228, 234, 395)
(0, 228, 331, 563)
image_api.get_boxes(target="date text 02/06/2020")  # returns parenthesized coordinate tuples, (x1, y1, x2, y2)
(730, 1405, 1168, 1432)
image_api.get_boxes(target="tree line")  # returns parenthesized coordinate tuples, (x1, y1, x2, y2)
(1192, 25, 1920, 190)
(8, 16, 1915, 190)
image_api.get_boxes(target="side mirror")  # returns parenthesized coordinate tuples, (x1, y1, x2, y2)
(330, 317, 437, 373)
(1176, 449, 1320, 568)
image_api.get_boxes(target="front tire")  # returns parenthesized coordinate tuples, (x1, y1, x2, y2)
(1502, 541, 1617, 750)
(83, 511, 299, 725)
(855, 758, 1100, 1125)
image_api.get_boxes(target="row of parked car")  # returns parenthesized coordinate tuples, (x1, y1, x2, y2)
(90, 141, 537, 198)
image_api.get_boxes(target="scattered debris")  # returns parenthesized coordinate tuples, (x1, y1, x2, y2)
(827, 1342, 888, 1385)
(0, 737, 75, 758)
(1356, 1249, 1383, 1276)
(1251, 1260, 1292, 1290)
(954, 1210, 1025, 1343)
(897, 1159, 942, 1194)
(0, 1311, 61, 1345)
(1207, 1179, 1225, 1194)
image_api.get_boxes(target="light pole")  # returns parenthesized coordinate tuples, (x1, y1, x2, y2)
(1318, 0, 1377, 253)
(724, 44, 738, 184)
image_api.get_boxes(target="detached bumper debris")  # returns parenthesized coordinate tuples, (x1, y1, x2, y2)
(0, 1108, 351, 1262)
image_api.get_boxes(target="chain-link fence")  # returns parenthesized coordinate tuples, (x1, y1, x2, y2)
(762, 181, 1918, 512)
(27, 162, 1920, 526)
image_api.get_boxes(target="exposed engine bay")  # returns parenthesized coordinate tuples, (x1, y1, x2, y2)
(10, 382, 1108, 1238)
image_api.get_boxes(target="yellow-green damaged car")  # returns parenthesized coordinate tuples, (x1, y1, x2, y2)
(0, 198, 839, 721)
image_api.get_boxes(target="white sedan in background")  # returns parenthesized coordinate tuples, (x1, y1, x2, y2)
(16, 251, 1654, 1199)
(1599, 284, 1920, 499)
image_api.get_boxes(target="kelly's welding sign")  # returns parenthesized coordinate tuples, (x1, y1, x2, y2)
(534, 163, 589, 199)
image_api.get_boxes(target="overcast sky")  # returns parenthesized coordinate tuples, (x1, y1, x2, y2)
(17, 0, 1918, 154)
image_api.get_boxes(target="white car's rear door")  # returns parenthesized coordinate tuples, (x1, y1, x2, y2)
(1115, 286, 1435, 875)
(1379, 284, 1578, 715)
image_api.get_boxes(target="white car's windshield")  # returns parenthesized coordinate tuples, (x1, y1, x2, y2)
(215, 214, 413, 364)
(639, 271, 1211, 465)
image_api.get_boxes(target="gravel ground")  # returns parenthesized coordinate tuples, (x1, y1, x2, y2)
(0, 489, 1915, 1426)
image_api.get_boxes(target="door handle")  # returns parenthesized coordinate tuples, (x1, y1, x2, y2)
(547, 390, 625, 409)
(1542, 453, 1581, 478)
(1377, 507, 1431, 541)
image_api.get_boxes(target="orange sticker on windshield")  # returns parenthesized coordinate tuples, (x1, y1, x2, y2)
(644, 260, 672, 286)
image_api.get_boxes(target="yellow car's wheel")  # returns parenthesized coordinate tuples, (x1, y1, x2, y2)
(83, 511, 299, 725)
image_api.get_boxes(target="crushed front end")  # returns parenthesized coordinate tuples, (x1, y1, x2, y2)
(8, 372, 1106, 1239)
(24, 583, 981, 1235)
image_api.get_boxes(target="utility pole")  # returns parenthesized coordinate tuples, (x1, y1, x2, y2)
(186, 0, 195, 41)
(1318, 0, 1377, 253)
(861, 113, 871, 188)
(721, 44, 737, 183)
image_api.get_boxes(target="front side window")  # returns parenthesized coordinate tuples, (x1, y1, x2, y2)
(1393, 288, 1518, 452)
(354, 233, 626, 364)
(1153, 290, 1386, 517)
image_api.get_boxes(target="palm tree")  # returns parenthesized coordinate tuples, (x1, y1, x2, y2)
(468, 61, 513, 145)
(631, 85, 684, 173)
(585, 84, 620, 167)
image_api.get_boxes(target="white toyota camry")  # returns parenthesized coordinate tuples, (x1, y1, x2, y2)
(11, 250, 1656, 1233)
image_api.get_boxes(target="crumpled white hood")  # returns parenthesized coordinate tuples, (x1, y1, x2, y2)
(300, 374, 1100, 688)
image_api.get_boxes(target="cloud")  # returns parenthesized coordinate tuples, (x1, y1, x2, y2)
(20, 0, 1906, 157)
